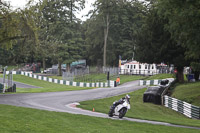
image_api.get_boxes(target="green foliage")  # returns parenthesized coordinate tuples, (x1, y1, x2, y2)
(157, 0, 200, 80)
(134, 1, 192, 82)
(0, 1, 40, 65)
(1, 0, 200, 73)
(135, 5, 188, 67)
(0, 3, 20, 48)
(157, 0, 200, 60)
(0, 0, 86, 68)
(0, 1, 38, 49)
(84, 1, 146, 66)
(191, 62, 200, 72)
(34, 0, 86, 74)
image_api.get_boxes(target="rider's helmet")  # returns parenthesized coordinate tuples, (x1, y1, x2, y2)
(125, 94, 130, 102)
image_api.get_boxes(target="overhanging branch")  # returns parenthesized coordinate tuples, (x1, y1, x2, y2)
(0, 35, 27, 44)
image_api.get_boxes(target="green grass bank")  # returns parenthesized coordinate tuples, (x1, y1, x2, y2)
(79, 88, 200, 127)
(171, 81, 200, 106)
(49, 74, 144, 84)
(0, 104, 199, 133)
(13, 75, 93, 93)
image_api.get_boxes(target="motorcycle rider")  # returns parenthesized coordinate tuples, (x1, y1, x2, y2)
(112, 94, 130, 109)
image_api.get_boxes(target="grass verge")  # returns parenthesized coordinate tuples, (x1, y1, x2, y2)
(79, 88, 200, 127)
(171, 81, 200, 106)
(116, 75, 145, 84)
(0, 104, 199, 133)
(145, 73, 175, 80)
(13, 75, 93, 93)
(49, 74, 145, 84)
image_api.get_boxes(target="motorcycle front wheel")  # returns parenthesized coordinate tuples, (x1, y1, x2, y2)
(119, 108, 127, 118)
(108, 107, 114, 117)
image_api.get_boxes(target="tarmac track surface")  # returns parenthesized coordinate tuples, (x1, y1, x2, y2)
(0, 78, 40, 88)
(0, 80, 199, 130)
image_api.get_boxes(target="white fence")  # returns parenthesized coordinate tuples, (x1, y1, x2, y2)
(164, 95, 200, 119)
(139, 78, 175, 86)
(119, 69, 170, 75)
(7, 71, 115, 88)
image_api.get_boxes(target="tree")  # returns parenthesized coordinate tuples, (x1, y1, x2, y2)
(157, 0, 200, 80)
(35, 0, 85, 75)
(0, 0, 40, 66)
(110, 1, 146, 63)
(135, 3, 188, 82)
(91, 0, 115, 67)
(85, 0, 146, 66)
(0, 1, 38, 49)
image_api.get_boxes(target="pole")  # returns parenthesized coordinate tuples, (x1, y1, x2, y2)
(107, 71, 109, 81)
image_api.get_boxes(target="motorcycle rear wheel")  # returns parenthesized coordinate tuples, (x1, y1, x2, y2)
(119, 108, 127, 118)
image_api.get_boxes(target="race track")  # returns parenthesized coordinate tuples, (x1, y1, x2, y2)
(0, 80, 199, 130)
(0, 78, 41, 88)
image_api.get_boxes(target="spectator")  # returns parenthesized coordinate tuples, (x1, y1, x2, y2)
(116, 76, 120, 85)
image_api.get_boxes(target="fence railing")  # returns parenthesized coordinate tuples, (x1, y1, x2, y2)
(139, 78, 175, 86)
(119, 69, 171, 75)
(60, 67, 119, 82)
(139, 80, 162, 86)
(20, 71, 115, 88)
(164, 95, 200, 119)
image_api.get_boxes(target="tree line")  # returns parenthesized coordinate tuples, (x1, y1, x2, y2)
(0, 0, 200, 81)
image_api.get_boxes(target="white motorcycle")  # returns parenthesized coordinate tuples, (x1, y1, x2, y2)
(108, 99, 130, 118)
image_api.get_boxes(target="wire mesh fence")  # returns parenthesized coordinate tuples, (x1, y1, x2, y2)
(7, 71, 13, 89)
(1, 69, 15, 93)
(119, 69, 172, 75)
(62, 66, 119, 82)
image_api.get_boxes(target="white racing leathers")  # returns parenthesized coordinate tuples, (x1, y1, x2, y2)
(108, 99, 130, 118)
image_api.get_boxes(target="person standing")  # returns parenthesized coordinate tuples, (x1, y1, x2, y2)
(116, 77, 120, 85)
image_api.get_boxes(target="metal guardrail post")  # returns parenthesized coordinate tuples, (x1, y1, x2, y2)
(161, 85, 170, 105)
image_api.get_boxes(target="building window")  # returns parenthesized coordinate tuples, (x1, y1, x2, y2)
(139, 65, 141, 69)
(127, 65, 129, 68)
(145, 65, 147, 69)
(134, 65, 136, 69)
(152, 65, 154, 69)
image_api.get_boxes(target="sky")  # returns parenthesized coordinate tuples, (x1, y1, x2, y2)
(2, 0, 95, 21)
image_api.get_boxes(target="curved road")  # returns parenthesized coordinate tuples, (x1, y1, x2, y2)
(0, 80, 199, 130)
(0, 78, 41, 88)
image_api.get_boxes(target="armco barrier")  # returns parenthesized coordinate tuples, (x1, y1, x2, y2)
(164, 95, 200, 119)
(18, 71, 115, 88)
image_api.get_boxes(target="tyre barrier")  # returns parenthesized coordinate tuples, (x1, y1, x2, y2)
(164, 95, 200, 119)
(19, 71, 115, 88)
(139, 78, 175, 86)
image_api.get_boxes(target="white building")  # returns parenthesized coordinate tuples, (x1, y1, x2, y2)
(120, 60, 158, 75)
